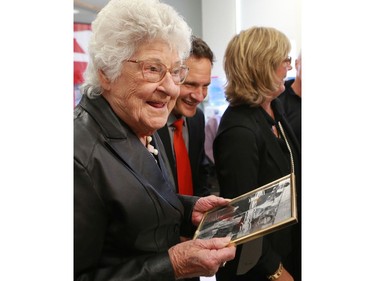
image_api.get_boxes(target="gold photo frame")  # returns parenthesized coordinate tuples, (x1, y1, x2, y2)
(193, 173, 298, 245)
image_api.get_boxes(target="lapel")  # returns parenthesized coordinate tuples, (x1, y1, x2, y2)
(157, 125, 177, 183)
(107, 133, 183, 212)
(187, 116, 200, 152)
(153, 132, 177, 192)
(186, 117, 196, 163)
(186, 108, 203, 169)
(80, 95, 183, 213)
(274, 99, 301, 157)
(254, 109, 291, 175)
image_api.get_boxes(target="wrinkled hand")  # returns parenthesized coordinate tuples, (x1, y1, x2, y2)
(168, 237, 236, 279)
(191, 195, 231, 226)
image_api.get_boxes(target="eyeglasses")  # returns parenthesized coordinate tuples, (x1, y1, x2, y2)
(283, 56, 292, 65)
(126, 59, 189, 85)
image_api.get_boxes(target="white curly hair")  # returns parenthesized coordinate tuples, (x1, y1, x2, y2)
(82, 0, 192, 98)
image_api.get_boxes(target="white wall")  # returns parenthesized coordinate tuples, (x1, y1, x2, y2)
(202, 0, 301, 80)
(240, 0, 301, 78)
(162, 0, 203, 37)
(202, 0, 237, 80)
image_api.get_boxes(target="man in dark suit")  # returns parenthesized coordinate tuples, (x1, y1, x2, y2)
(158, 36, 215, 197)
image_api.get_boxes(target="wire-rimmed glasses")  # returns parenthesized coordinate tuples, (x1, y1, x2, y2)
(126, 59, 189, 85)
(283, 56, 292, 65)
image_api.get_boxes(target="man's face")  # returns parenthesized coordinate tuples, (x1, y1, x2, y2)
(172, 56, 212, 118)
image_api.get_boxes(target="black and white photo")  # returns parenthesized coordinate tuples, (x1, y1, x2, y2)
(194, 174, 297, 245)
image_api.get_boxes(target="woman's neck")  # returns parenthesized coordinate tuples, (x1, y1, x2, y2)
(261, 100, 275, 120)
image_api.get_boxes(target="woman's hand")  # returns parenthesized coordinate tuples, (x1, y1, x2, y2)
(168, 237, 236, 279)
(191, 195, 231, 226)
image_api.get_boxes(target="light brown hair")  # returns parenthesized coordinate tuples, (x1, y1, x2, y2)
(224, 26, 291, 106)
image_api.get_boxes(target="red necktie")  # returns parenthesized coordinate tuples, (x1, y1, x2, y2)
(173, 119, 193, 195)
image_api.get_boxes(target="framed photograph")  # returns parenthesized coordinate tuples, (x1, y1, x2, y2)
(193, 173, 298, 245)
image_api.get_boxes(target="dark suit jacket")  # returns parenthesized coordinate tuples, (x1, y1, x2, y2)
(74, 94, 198, 281)
(214, 99, 301, 281)
(278, 79, 301, 144)
(158, 108, 210, 196)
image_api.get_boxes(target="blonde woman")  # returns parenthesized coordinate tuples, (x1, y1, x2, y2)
(214, 27, 301, 281)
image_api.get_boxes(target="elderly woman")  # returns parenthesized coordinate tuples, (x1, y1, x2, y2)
(74, 0, 236, 280)
(213, 27, 301, 281)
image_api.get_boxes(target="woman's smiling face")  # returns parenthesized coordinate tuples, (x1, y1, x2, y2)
(100, 40, 182, 137)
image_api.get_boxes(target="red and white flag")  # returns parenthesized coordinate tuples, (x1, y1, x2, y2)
(74, 23, 92, 85)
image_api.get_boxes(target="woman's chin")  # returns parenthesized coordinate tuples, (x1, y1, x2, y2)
(148, 117, 169, 131)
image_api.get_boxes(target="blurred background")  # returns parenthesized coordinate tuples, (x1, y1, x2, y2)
(74, 0, 301, 121)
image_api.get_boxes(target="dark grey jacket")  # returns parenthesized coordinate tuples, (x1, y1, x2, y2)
(74, 94, 198, 281)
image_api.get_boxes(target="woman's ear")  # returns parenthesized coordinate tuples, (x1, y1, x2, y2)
(98, 69, 111, 90)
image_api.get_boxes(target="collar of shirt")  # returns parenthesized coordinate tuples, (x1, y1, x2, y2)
(167, 114, 189, 153)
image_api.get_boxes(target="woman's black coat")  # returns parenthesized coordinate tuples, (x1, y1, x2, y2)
(214, 99, 301, 280)
(74, 95, 197, 281)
